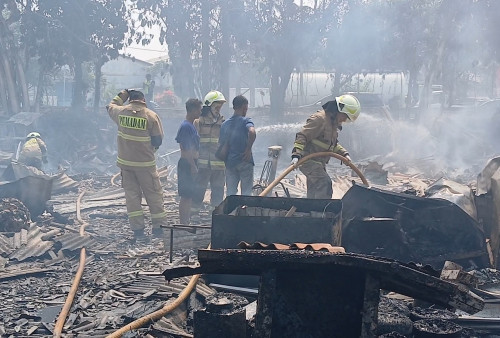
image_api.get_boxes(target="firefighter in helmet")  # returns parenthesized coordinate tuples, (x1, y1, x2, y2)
(18, 132, 48, 170)
(291, 94, 361, 199)
(193, 90, 226, 209)
(107, 89, 167, 242)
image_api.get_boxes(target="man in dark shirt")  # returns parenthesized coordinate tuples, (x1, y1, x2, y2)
(219, 95, 256, 196)
(175, 98, 202, 224)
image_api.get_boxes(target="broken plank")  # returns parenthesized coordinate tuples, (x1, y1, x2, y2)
(0, 267, 54, 281)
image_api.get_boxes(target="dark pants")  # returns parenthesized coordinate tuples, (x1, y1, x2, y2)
(193, 168, 225, 207)
(177, 158, 197, 199)
(226, 162, 254, 196)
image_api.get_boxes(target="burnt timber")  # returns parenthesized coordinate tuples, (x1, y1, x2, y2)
(163, 249, 484, 338)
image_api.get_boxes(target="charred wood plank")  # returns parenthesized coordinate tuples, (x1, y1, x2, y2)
(163, 249, 484, 314)
(254, 269, 276, 338)
(361, 273, 380, 338)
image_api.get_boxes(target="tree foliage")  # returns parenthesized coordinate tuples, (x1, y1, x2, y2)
(2, 0, 500, 117)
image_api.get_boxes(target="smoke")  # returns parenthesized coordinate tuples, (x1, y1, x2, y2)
(250, 106, 500, 183)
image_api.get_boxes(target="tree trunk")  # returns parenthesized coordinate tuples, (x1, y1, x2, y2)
(201, 0, 211, 96)
(421, 39, 445, 109)
(93, 58, 103, 113)
(269, 65, 292, 120)
(0, 50, 20, 115)
(332, 70, 342, 96)
(0, 65, 9, 116)
(219, 1, 231, 116)
(15, 53, 30, 111)
(34, 68, 45, 113)
(72, 56, 85, 110)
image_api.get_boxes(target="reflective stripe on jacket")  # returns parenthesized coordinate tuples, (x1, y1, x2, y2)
(194, 113, 225, 170)
(107, 96, 164, 170)
(293, 109, 348, 166)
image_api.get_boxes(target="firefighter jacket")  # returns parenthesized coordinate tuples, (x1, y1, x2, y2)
(292, 109, 348, 166)
(194, 111, 225, 170)
(143, 79, 154, 95)
(107, 96, 164, 170)
(20, 137, 47, 161)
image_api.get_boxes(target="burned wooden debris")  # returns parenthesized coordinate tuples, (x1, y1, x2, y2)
(2, 141, 500, 337)
(0, 170, 215, 337)
(163, 249, 484, 337)
(193, 292, 249, 337)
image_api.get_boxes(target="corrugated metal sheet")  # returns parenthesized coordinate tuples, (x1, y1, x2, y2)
(237, 241, 345, 253)
(6, 112, 41, 126)
(9, 237, 53, 261)
(55, 233, 97, 251)
(52, 172, 79, 194)
(0, 234, 13, 256)
(9, 226, 54, 261)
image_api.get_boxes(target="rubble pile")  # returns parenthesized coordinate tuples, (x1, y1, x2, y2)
(378, 296, 474, 337)
(0, 198, 30, 232)
(0, 174, 213, 336)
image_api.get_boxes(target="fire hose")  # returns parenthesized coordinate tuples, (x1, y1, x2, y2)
(53, 191, 88, 338)
(260, 152, 368, 196)
(107, 152, 368, 337)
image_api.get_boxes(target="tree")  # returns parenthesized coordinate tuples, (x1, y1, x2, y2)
(0, 0, 31, 115)
(382, 0, 481, 108)
(132, 0, 205, 101)
(245, 0, 343, 118)
(31, 0, 129, 111)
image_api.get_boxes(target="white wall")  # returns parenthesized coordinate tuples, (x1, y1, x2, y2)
(102, 56, 152, 90)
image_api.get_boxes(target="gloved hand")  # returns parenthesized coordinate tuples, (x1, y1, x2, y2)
(118, 89, 129, 102)
(290, 156, 300, 167)
(341, 154, 352, 165)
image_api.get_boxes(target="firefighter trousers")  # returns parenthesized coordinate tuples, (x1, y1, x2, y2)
(121, 167, 167, 231)
(299, 160, 333, 199)
(193, 167, 225, 207)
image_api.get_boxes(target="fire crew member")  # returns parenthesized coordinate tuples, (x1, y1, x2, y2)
(107, 89, 167, 241)
(176, 98, 202, 225)
(193, 90, 226, 208)
(143, 74, 155, 104)
(18, 132, 47, 170)
(291, 94, 361, 199)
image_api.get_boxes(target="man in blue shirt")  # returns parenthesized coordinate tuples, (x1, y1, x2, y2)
(219, 95, 256, 196)
(175, 98, 202, 224)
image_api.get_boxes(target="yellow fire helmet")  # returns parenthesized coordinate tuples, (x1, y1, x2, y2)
(204, 90, 226, 106)
(336, 94, 361, 121)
